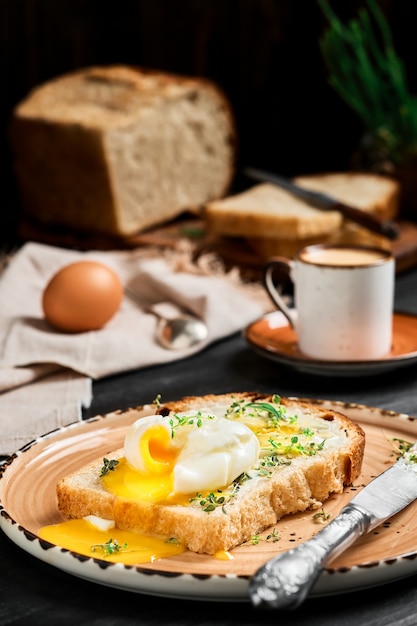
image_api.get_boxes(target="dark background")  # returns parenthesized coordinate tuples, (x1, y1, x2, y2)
(2, 0, 417, 248)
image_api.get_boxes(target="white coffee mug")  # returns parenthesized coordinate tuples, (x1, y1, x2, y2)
(263, 244, 395, 361)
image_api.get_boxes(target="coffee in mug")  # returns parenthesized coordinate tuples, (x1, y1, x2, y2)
(263, 244, 395, 361)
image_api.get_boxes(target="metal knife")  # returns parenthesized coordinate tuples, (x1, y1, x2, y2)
(244, 166, 400, 240)
(249, 444, 417, 610)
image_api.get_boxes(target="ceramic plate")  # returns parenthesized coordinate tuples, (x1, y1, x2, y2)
(2, 400, 417, 602)
(244, 311, 417, 376)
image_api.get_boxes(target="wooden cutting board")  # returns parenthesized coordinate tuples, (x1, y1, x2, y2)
(130, 218, 417, 276)
(18, 216, 417, 276)
(391, 220, 417, 273)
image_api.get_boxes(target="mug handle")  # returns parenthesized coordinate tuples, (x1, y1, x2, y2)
(263, 257, 297, 330)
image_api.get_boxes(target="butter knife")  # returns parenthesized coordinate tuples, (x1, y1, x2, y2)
(244, 166, 400, 240)
(249, 444, 417, 610)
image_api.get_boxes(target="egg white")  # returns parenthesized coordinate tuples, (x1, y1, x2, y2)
(123, 412, 260, 494)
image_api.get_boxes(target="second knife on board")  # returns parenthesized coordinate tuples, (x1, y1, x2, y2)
(244, 166, 400, 240)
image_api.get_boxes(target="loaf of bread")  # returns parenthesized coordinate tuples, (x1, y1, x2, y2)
(204, 172, 400, 258)
(56, 392, 365, 555)
(9, 65, 236, 237)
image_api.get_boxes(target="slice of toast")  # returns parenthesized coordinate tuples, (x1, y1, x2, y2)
(56, 392, 365, 554)
(204, 172, 400, 259)
(204, 183, 344, 240)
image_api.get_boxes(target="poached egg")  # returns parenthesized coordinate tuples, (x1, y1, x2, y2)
(103, 410, 260, 502)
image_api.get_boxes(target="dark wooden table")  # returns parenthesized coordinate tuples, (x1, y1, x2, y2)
(2, 265, 417, 625)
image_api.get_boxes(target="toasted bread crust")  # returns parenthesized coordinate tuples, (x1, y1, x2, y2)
(56, 392, 365, 554)
(204, 173, 400, 259)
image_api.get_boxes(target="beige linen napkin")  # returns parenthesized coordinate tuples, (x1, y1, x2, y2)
(0, 241, 266, 455)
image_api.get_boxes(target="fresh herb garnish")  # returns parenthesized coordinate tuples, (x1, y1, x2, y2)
(226, 395, 288, 427)
(392, 438, 417, 464)
(266, 435, 325, 457)
(405, 450, 417, 464)
(168, 411, 215, 439)
(91, 538, 127, 556)
(265, 528, 281, 542)
(313, 508, 331, 523)
(245, 401, 285, 427)
(190, 482, 242, 513)
(392, 437, 413, 456)
(100, 458, 119, 476)
(191, 491, 227, 513)
(253, 454, 292, 476)
(248, 528, 281, 545)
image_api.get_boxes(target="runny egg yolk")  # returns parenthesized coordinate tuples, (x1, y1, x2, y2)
(102, 424, 190, 505)
(102, 457, 189, 504)
(140, 424, 178, 474)
(38, 518, 185, 564)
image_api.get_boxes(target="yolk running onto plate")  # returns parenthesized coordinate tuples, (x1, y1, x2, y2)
(38, 519, 185, 564)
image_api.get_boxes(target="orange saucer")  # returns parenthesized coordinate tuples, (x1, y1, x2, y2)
(244, 311, 417, 376)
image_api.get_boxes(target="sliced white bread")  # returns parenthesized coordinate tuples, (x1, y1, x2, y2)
(204, 182, 342, 240)
(56, 392, 365, 555)
(294, 171, 399, 220)
(204, 172, 400, 258)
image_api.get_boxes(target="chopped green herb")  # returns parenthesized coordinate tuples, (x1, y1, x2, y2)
(226, 395, 289, 427)
(313, 508, 331, 523)
(302, 427, 314, 437)
(169, 411, 214, 438)
(190, 485, 240, 513)
(91, 538, 127, 556)
(100, 458, 119, 476)
(248, 528, 280, 545)
(253, 454, 292, 476)
(266, 435, 325, 457)
(392, 437, 413, 456)
(250, 534, 262, 545)
(234, 471, 252, 484)
(244, 401, 285, 426)
(265, 528, 281, 542)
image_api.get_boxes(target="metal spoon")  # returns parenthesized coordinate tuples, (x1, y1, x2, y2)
(125, 288, 208, 350)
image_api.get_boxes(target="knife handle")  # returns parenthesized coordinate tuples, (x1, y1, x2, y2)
(244, 167, 400, 240)
(249, 503, 371, 610)
(332, 202, 400, 240)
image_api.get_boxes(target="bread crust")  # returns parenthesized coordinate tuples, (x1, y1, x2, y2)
(9, 64, 237, 236)
(204, 173, 400, 259)
(56, 392, 365, 554)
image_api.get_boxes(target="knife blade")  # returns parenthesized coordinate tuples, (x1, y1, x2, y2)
(244, 166, 400, 240)
(249, 444, 417, 611)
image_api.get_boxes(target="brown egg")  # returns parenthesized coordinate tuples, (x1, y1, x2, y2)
(42, 260, 124, 332)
